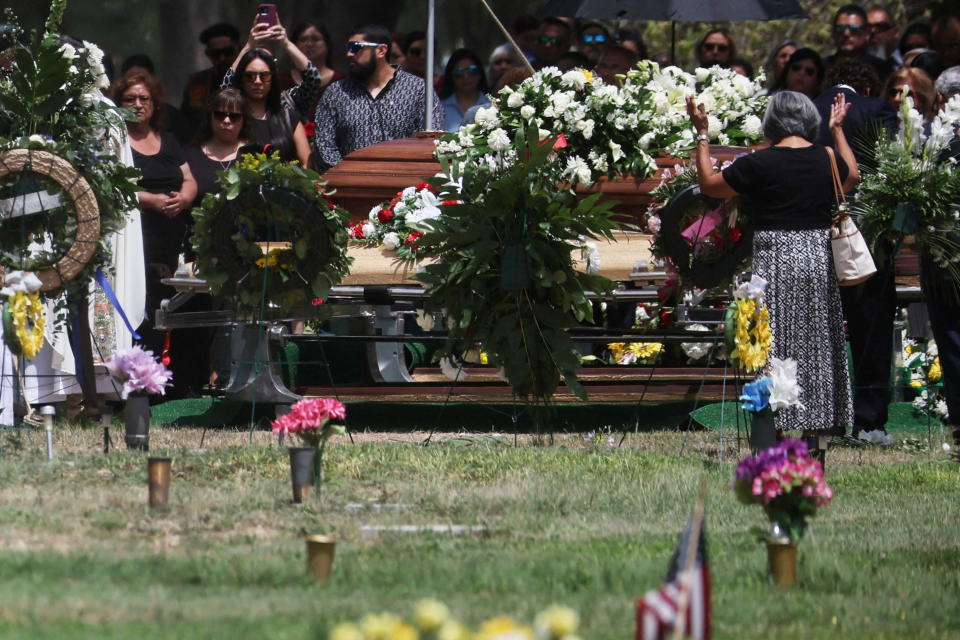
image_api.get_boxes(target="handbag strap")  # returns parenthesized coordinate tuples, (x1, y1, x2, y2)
(826, 146, 846, 212)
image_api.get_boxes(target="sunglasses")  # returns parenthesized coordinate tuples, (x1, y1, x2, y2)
(702, 42, 729, 52)
(790, 63, 817, 77)
(213, 110, 243, 121)
(833, 23, 866, 35)
(581, 33, 607, 44)
(243, 71, 272, 82)
(206, 46, 236, 59)
(538, 35, 562, 47)
(452, 64, 480, 77)
(346, 41, 382, 55)
(408, 46, 424, 56)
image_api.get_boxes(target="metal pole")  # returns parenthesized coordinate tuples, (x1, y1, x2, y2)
(425, 0, 436, 131)
(41, 405, 55, 459)
(478, 0, 535, 75)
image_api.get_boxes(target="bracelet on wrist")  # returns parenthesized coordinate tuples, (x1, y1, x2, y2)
(696, 133, 709, 144)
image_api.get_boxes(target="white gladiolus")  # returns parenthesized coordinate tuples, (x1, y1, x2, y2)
(768, 357, 804, 412)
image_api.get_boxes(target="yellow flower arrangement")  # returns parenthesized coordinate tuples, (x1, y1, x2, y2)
(236, 150, 280, 171)
(929, 357, 942, 384)
(253, 248, 292, 270)
(608, 341, 663, 365)
(8, 291, 45, 360)
(731, 297, 771, 372)
(331, 602, 579, 640)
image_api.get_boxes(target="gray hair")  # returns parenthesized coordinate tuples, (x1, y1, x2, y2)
(762, 90, 822, 143)
(935, 65, 960, 99)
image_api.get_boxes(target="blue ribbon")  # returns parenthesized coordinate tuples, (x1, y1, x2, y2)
(95, 268, 141, 340)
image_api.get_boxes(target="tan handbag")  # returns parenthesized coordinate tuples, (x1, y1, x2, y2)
(827, 147, 876, 286)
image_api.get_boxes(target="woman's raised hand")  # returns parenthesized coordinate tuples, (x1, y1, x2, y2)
(685, 95, 709, 135)
(828, 92, 851, 131)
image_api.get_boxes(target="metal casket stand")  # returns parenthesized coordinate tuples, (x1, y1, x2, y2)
(224, 323, 301, 404)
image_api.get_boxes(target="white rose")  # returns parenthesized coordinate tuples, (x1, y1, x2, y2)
(638, 132, 655, 150)
(382, 232, 401, 250)
(561, 69, 586, 89)
(474, 106, 500, 128)
(543, 106, 555, 118)
(488, 127, 510, 151)
(538, 129, 551, 141)
(369, 205, 383, 221)
(743, 114, 762, 138)
(520, 105, 535, 120)
(60, 43, 77, 60)
(507, 92, 524, 108)
(695, 67, 710, 83)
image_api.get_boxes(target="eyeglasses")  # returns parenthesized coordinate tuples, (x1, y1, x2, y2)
(121, 94, 151, 105)
(833, 23, 866, 35)
(790, 63, 817, 77)
(243, 71, 273, 82)
(206, 46, 236, 60)
(868, 22, 894, 33)
(702, 42, 729, 52)
(408, 46, 424, 56)
(346, 41, 382, 55)
(213, 110, 243, 121)
(297, 36, 324, 44)
(538, 35, 562, 47)
(581, 33, 607, 44)
(452, 65, 480, 78)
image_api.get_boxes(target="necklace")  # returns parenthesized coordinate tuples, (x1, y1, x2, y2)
(203, 144, 238, 170)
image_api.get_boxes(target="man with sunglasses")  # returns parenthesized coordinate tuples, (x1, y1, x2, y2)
(313, 24, 443, 172)
(696, 29, 735, 68)
(533, 18, 571, 70)
(180, 22, 240, 144)
(826, 4, 893, 84)
(867, 8, 902, 69)
(578, 23, 610, 65)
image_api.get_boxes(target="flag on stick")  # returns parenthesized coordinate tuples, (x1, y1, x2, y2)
(636, 494, 710, 640)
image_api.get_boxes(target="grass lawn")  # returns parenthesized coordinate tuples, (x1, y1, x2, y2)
(0, 424, 958, 639)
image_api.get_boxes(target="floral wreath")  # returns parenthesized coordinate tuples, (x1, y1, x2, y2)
(0, 9, 140, 304)
(647, 163, 752, 290)
(1, 272, 46, 360)
(724, 277, 772, 373)
(191, 152, 352, 310)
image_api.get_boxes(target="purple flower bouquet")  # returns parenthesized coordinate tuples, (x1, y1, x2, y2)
(734, 439, 832, 542)
(104, 345, 173, 398)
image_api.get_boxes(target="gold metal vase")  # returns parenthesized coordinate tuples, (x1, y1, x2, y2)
(767, 540, 797, 587)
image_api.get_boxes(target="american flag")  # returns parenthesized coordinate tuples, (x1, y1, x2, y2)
(635, 515, 710, 640)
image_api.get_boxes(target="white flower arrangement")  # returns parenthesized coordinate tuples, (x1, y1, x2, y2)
(436, 62, 767, 191)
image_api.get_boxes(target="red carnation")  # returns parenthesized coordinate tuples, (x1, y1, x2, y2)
(377, 208, 395, 224)
(303, 122, 316, 138)
(406, 231, 424, 245)
(441, 200, 459, 206)
(416, 181, 431, 191)
(348, 223, 365, 239)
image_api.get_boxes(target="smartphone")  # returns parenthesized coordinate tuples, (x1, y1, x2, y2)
(256, 3, 278, 27)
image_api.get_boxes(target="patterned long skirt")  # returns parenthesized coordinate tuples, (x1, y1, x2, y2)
(752, 229, 853, 433)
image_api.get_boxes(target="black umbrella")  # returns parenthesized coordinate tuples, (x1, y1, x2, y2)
(540, 0, 808, 21)
(539, 0, 809, 61)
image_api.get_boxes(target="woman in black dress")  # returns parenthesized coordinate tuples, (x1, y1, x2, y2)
(686, 90, 858, 461)
(111, 71, 197, 361)
(178, 88, 253, 394)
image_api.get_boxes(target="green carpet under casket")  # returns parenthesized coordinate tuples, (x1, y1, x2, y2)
(688, 401, 943, 433)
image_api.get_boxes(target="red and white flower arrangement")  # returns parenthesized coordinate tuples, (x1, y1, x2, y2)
(347, 181, 459, 259)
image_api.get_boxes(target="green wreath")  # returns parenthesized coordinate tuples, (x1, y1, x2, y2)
(191, 152, 352, 310)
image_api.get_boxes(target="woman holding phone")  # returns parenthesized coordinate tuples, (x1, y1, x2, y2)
(221, 7, 314, 166)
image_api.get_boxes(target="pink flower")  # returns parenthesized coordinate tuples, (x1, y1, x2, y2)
(105, 345, 173, 398)
(271, 397, 346, 435)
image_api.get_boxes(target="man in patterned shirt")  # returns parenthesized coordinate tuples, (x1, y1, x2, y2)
(313, 24, 443, 171)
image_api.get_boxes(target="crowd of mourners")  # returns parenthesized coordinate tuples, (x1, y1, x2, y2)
(10, 4, 960, 454)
